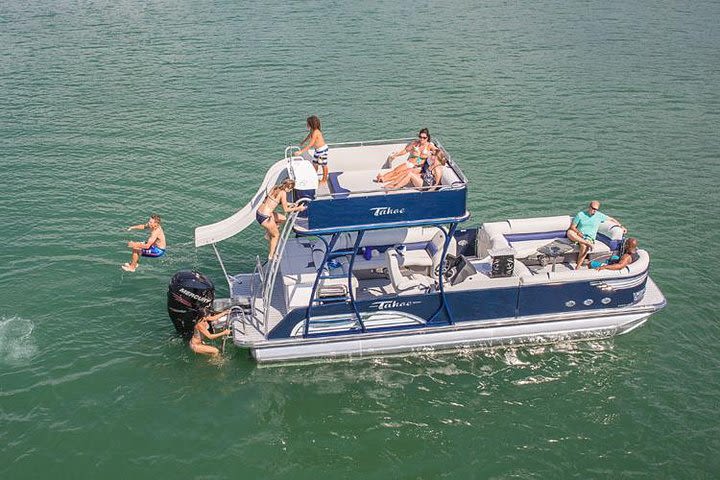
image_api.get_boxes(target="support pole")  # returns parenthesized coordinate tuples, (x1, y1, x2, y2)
(347, 231, 366, 333)
(304, 233, 339, 337)
(428, 223, 458, 325)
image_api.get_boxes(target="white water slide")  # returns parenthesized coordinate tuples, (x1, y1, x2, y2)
(195, 158, 317, 247)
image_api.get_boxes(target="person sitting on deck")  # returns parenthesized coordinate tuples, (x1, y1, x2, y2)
(295, 115, 329, 184)
(566, 200, 626, 269)
(376, 128, 438, 185)
(256, 179, 307, 260)
(123, 214, 166, 272)
(384, 150, 448, 191)
(594, 237, 640, 271)
(190, 308, 231, 356)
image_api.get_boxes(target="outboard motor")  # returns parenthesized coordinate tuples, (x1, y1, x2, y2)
(167, 270, 215, 338)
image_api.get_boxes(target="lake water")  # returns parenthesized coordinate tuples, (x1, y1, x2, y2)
(1, 0, 719, 478)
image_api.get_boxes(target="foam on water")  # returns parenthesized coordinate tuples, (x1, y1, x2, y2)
(0, 315, 37, 365)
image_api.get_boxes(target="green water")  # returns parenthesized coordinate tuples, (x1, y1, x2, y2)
(2, 0, 719, 478)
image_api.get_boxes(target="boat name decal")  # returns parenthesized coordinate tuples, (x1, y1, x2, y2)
(178, 288, 212, 304)
(370, 207, 406, 217)
(369, 300, 422, 310)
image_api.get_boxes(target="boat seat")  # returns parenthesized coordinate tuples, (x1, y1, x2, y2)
(478, 215, 625, 261)
(514, 238, 611, 265)
(327, 172, 351, 198)
(386, 249, 434, 293)
(389, 229, 457, 279)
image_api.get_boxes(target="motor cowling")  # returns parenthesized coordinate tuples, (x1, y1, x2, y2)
(167, 270, 215, 338)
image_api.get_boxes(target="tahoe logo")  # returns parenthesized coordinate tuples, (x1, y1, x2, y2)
(369, 300, 421, 310)
(370, 207, 406, 217)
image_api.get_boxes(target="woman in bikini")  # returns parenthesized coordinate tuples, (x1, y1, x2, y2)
(256, 179, 307, 260)
(190, 309, 231, 356)
(384, 150, 448, 191)
(295, 115, 329, 184)
(376, 128, 437, 185)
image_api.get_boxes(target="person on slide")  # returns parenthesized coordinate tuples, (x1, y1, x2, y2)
(123, 214, 166, 272)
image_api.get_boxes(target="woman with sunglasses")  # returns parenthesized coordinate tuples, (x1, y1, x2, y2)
(375, 128, 437, 185)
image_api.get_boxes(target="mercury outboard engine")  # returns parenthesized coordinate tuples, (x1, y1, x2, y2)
(167, 270, 215, 338)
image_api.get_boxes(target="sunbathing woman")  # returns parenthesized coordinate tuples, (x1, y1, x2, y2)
(190, 309, 231, 356)
(376, 128, 437, 184)
(256, 179, 306, 260)
(384, 150, 448, 191)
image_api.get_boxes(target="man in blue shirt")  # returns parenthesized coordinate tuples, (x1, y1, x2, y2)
(566, 200, 625, 269)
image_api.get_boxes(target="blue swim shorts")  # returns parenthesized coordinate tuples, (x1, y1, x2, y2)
(141, 245, 166, 258)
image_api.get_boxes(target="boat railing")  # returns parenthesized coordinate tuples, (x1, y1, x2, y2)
(283, 137, 467, 201)
(327, 136, 468, 186)
(229, 305, 247, 336)
(249, 254, 265, 323)
(310, 181, 465, 200)
(261, 196, 311, 334)
(324, 137, 414, 149)
(434, 138, 468, 185)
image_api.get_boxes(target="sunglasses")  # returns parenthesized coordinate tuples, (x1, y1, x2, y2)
(419, 135, 428, 140)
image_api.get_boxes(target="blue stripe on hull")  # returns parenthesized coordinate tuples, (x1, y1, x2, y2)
(267, 271, 649, 340)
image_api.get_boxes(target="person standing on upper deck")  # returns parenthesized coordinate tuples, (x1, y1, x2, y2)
(566, 200, 626, 269)
(295, 116, 329, 184)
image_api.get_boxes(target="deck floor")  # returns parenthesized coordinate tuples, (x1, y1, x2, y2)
(233, 271, 287, 342)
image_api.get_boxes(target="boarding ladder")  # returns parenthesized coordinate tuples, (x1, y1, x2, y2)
(258, 199, 309, 337)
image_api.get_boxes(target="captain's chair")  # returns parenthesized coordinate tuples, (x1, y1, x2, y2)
(400, 229, 456, 279)
(386, 248, 435, 293)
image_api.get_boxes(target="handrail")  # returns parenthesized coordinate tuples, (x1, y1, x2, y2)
(250, 255, 265, 323)
(211, 243, 233, 295)
(229, 305, 247, 335)
(324, 137, 414, 149)
(292, 137, 466, 200)
(284, 145, 300, 159)
(261, 197, 311, 334)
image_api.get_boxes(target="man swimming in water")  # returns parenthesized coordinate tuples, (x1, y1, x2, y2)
(122, 214, 166, 272)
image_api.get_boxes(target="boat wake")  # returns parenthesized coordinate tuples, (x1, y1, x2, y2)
(0, 315, 37, 365)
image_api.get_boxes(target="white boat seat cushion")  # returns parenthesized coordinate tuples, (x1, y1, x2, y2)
(511, 238, 611, 259)
(386, 249, 434, 293)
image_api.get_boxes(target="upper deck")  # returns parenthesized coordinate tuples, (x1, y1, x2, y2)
(292, 139, 469, 234)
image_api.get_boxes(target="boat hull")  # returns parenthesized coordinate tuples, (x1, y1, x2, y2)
(243, 278, 665, 364)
